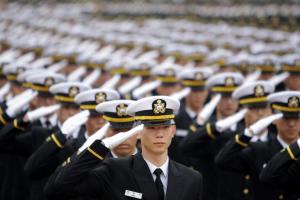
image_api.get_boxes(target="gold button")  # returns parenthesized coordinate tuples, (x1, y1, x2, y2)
(190, 125, 197, 133)
(243, 188, 249, 195)
(278, 194, 284, 200)
(244, 175, 250, 180)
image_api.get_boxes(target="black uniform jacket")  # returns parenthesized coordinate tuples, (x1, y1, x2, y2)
(180, 118, 252, 200)
(215, 134, 300, 200)
(45, 140, 203, 200)
(23, 126, 86, 200)
(0, 120, 49, 200)
(24, 127, 86, 180)
(171, 101, 195, 165)
(260, 141, 300, 196)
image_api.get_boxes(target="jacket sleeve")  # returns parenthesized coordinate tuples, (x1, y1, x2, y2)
(44, 140, 110, 199)
(0, 118, 31, 153)
(260, 141, 300, 188)
(180, 122, 228, 157)
(24, 130, 68, 179)
(215, 134, 253, 173)
(196, 172, 203, 200)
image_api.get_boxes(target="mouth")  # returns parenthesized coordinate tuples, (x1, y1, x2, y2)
(286, 128, 297, 133)
(116, 144, 130, 149)
(153, 142, 165, 146)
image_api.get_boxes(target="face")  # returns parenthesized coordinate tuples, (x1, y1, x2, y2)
(141, 77, 152, 85)
(105, 127, 137, 158)
(217, 95, 239, 118)
(186, 90, 208, 112)
(59, 65, 77, 75)
(86, 115, 106, 136)
(94, 71, 111, 87)
(285, 75, 300, 90)
(274, 117, 300, 144)
(58, 105, 81, 124)
(245, 106, 272, 127)
(259, 73, 274, 81)
(140, 125, 176, 156)
(156, 84, 181, 96)
(117, 76, 131, 88)
(218, 67, 236, 73)
(0, 78, 7, 88)
(11, 83, 25, 95)
(33, 95, 56, 108)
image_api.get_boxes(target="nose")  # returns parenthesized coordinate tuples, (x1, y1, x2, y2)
(257, 108, 265, 116)
(224, 98, 233, 105)
(155, 129, 164, 138)
(287, 119, 296, 127)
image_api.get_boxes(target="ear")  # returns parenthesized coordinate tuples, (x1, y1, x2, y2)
(136, 132, 141, 140)
(171, 125, 176, 138)
(272, 118, 280, 126)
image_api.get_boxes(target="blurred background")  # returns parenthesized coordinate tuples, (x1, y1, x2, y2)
(0, 0, 299, 31)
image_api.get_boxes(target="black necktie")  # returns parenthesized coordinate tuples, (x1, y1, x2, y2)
(45, 120, 52, 129)
(257, 138, 261, 142)
(154, 168, 164, 200)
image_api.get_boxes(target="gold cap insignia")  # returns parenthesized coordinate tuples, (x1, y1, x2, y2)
(44, 77, 54, 87)
(166, 68, 175, 77)
(68, 86, 79, 98)
(116, 103, 128, 117)
(95, 92, 106, 104)
(153, 99, 166, 114)
(288, 96, 299, 108)
(217, 58, 226, 66)
(194, 72, 203, 80)
(225, 76, 235, 87)
(254, 84, 265, 97)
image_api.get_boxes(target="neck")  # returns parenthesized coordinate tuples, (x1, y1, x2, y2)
(279, 134, 298, 145)
(217, 111, 226, 120)
(59, 118, 64, 125)
(112, 148, 136, 158)
(87, 132, 92, 137)
(142, 148, 168, 167)
(186, 103, 202, 113)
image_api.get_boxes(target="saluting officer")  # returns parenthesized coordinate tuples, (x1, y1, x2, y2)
(44, 95, 203, 200)
(215, 91, 300, 200)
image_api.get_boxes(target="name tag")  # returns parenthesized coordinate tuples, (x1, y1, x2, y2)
(262, 163, 267, 168)
(176, 129, 188, 137)
(125, 190, 142, 199)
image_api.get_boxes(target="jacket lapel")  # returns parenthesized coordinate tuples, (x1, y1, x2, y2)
(76, 126, 87, 148)
(271, 138, 285, 155)
(132, 154, 158, 200)
(165, 161, 183, 200)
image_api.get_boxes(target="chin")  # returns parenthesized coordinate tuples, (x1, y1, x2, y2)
(151, 148, 167, 155)
(224, 111, 234, 117)
(283, 132, 298, 141)
(114, 150, 130, 157)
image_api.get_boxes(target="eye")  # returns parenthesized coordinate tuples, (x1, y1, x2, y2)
(146, 126, 155, 130)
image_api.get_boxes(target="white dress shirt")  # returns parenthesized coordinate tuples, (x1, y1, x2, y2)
(277, 135, 289, 149)
(251, 130, 268, 142)
(57, 120, 81, 139)
(144, 157, 169, 195)
(185, 106, 197, 119)
(40, 114, 58, 128)
(111, 148, 138, 158)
